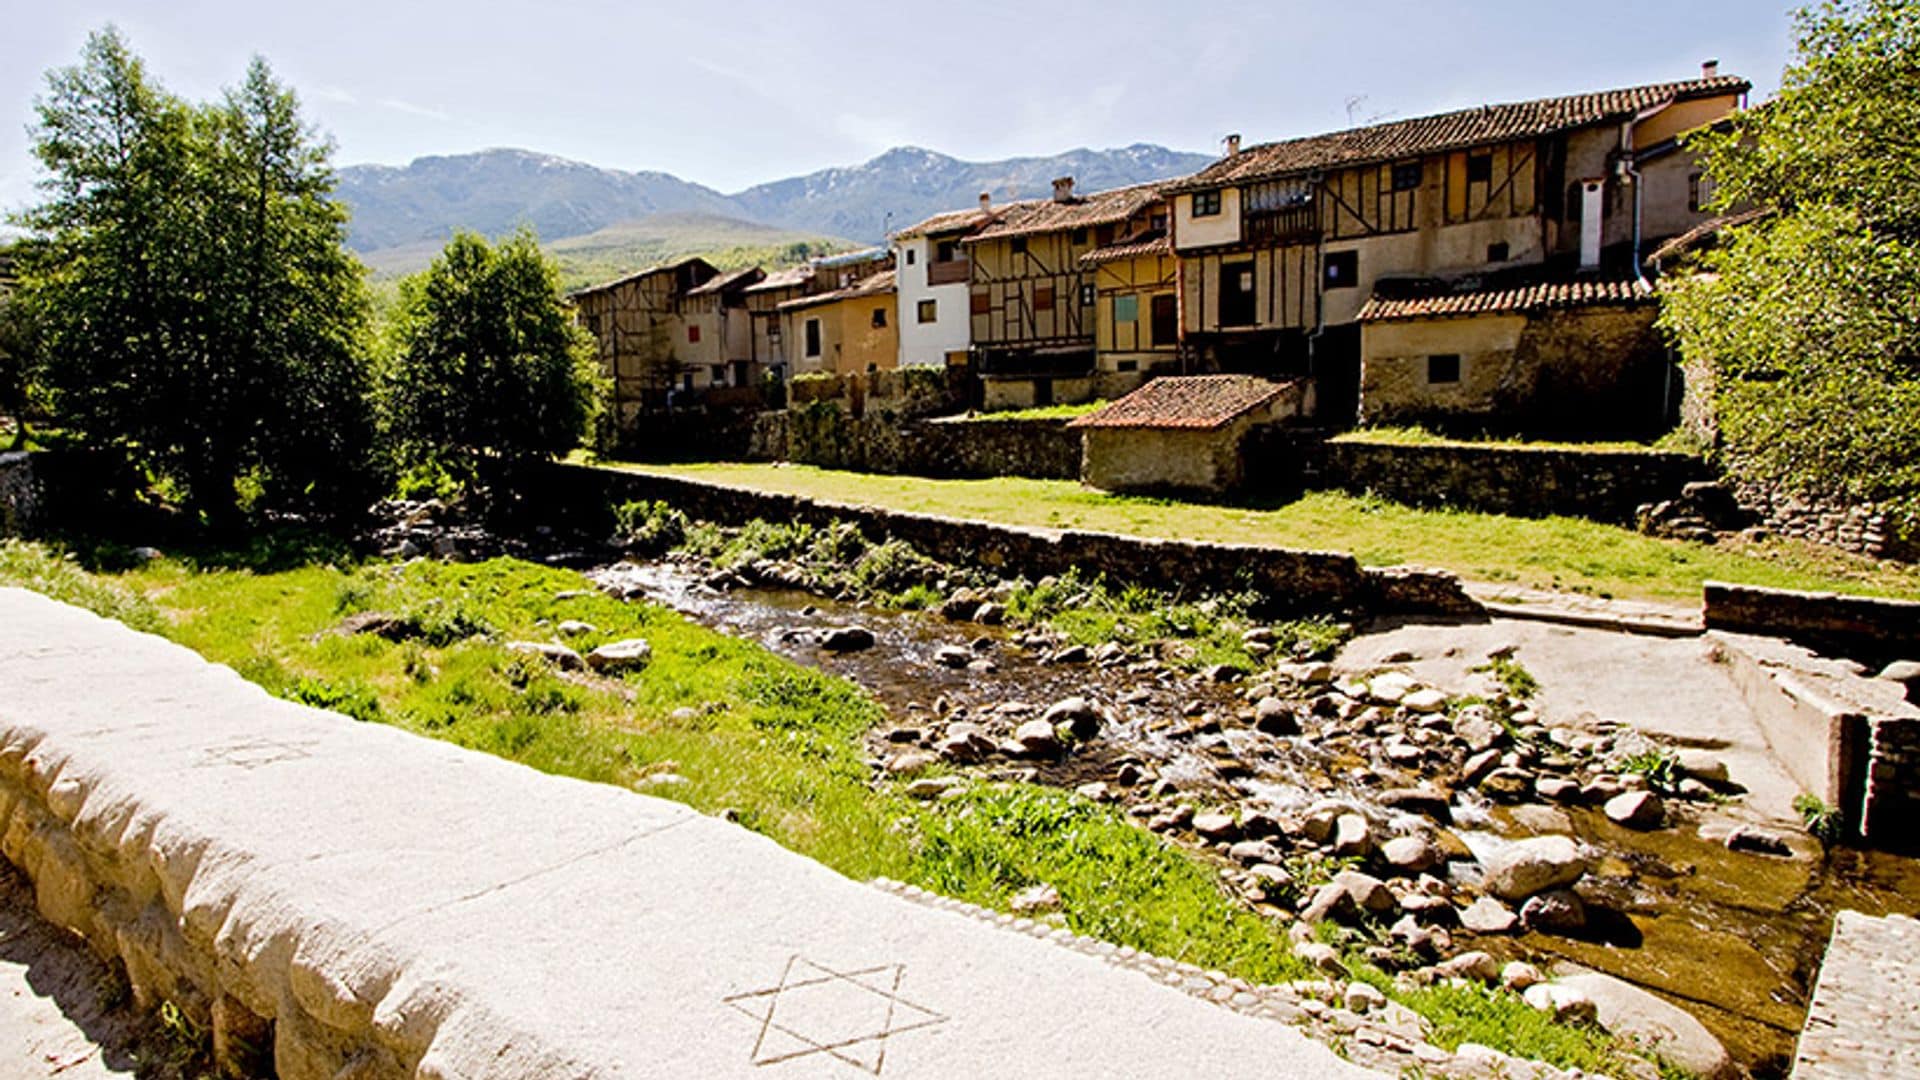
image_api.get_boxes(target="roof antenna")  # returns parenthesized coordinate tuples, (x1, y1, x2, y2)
(1344, 94, 1367, 126)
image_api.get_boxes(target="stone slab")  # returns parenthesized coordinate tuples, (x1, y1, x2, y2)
(0, 587, 1378, 1078)
(1792, 911, 1920, 1078)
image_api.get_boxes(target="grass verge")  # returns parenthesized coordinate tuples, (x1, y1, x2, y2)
(0, 537, 1652, 1072)
(599, 461, 1920, 603)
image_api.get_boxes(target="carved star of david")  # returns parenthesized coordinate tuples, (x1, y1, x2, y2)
(198, 737, 316, 771)
(723, 955, 947, 1074)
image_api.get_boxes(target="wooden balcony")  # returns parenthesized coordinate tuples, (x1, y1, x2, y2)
(927, 258, 971, 286)
(1244, 205, 1320, 248)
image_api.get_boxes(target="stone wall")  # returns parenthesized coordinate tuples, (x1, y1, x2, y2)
(754, 407, 1084, 481)
(1292, 439, 1711, 524)
(1865, 716, 1920, 849)
(537, 462, 1481, 618)
(0, 451, 34, 537)
(1731, 482, 1914, 562)
(1704, 581, 1920, 669)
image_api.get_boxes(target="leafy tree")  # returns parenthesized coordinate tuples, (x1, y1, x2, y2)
(15, 28, 379, 525)
(384, 229, 607, 499)
(1660, 0, 1920, 540)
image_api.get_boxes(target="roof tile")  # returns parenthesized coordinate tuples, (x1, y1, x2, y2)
(1068, 375, 1294, 430)
(1356, 277, 1652, 322)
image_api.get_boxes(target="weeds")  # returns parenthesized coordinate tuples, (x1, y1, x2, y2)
(1617, 749, 1681, 794)
(1794, 792, 1845, 844)
(1471, 654, 1540, 700)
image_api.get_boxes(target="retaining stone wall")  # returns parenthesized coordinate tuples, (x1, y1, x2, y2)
(1732, 482, 1913, 562)
(750, 409, 1083, 481)
(1704, 582, 1920, 668)
(538, 462, 1479, 618)
(0, 450, 34, 536)
(1865, 717, 1920, 849)
(1294, 440, 1711, 524)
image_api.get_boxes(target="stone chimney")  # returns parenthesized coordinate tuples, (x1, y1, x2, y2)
(1701, 58, 1719, 78)
(1225, 133, 1241, 156)
(979, 191, 991, 212)
(1052, 176, 1075, 203)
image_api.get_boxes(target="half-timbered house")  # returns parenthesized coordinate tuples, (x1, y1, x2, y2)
(1081, 232, 1180, 393)
(1159, 68, 1747, 429)
(571, 257, 721, 427)
(678, 266, 764, 392)
(893, 199, 1000, 370)
(777, 269, 899, 378)
(963, 178, 1166, 409)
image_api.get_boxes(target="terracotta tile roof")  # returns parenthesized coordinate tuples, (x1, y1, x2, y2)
(776, 269, 896, 313)
(684, 265, 765, 297)
(1079, 232, 1171, 267)
(1164, 75, 1749, 194)
(894, 206, 1007, 240)
(1645, 206, 1772, 267)
(1356, 276, 1652, 322)
(964, 183, 1164, 244)
(743, 264, 815, 294)
(568, 256, 716, 299)
(1067, 375, 1293, 430)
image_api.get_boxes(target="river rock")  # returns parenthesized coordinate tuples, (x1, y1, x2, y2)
(1519, 888, 1587, 933)
(1367, 672, 1416, 705)
(1330, 869, 1395, 914)
(1377, 787, 1453, 823)
(1332, 813, 1373, 857)
(934, 645, 973, 669)
(906, 776, 965, 800)
(1533, 777, 1580, 803)
(1403, 688, 1448, 714)
(1248, 863, 1293, 896)
(1050, 644, 1090, 665)
(1726, 825, 1794, 857)
(1482, 835, 1587, 901)
(1500, 961, 1544, 991)
(1479, 767, 1534, 802)
(1605, 790, 1665, 829)
(1253, 697, 1299, 735)
(1554, 969, 1736, 1079)
(1675, 749, 1730, 786)
(938, 722, 993, 763)
(1192, 811, 1241, 842)
(1877, 659, 1920, 701)
(1009, 883, 1061, 913)
(1204, 663, 1245, 684)
(1523, 982, 1598, 1023)
(1293, 940, 1344, 975)
(1229, 840, 1284, 866)
(884, 751, 939, 776)
(1042, 696, 1103, 740)
(1380, 834, 1441, 875)
(586, 638, 652, 674)
(1453, 707, 1507, 753)
(505, 641, 586, 672)
(973, 602, 1006, 625)
(1460, 749, 1503, 787)
(1010, 719, 1060, 757)
(556, 619, 597, 637)
(818, 626, 876, 652)
(940, 590, 985, 620)
(1458, 896, 1518, 934)
(1507, 803, 1575, 835)
(1344, 981, 1387, 1012)
(1436, 950, 1501, 984)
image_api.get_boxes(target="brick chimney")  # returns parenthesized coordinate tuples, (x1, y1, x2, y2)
(1052, 176, 1075, 203)
(1225, 133, 1241, 156)
(1701, 58, 1719, 78)
(979, 191, 991, 212)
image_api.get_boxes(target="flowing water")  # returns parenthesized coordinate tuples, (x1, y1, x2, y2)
(592, 556, 1920, 1076)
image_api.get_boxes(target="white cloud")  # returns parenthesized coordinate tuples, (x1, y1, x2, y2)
(309, 84, 357, 105)
(376, 97, 450, 122)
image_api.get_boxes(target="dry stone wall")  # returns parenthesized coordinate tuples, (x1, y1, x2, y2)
(751, 408, 1084, 481)
(0, 450, 34, 536)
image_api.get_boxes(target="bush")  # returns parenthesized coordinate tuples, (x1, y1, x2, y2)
(612, 500, 689, 554)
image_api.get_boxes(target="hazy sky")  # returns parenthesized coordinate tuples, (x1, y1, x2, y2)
(2, 0, 1797, 214)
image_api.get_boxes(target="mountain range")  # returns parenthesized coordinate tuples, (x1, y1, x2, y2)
(335, 143, 1215, 269)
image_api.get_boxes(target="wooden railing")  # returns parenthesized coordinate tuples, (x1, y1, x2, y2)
(927, 258, 971, 286)
(1244, 205, 1320, 247)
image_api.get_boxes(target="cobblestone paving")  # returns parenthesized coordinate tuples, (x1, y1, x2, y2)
(1792, 911, 1920, 1078)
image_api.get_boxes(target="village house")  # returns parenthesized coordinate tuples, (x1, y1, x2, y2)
(1158, 66, 1747, 432)
(962, 179, 1168, 410)
(1067, 374, 1314, 494)
(571, 257, 725, 428)
(777, 268, 900, 377)
(741, 264, 814, 378)
(1081, 230, 1180, 389)
(892, 201, 998, 370)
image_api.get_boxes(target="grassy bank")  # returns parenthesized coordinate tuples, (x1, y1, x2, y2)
(599, 461, 1920, 604)
(0, 538, 1654, 1073)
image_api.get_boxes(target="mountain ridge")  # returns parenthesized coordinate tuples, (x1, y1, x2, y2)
(335, 143, 1215, 257)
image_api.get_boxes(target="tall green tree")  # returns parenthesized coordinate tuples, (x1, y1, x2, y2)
(1660, 0, 1920, 539)
(384, 229, 606, 498)
(15, 28, 379, 525)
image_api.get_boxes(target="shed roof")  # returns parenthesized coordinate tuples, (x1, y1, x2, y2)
(964, 183, 1163, 245)
(684, 265, 766, 297)
(1067, 375, 1292, 431)
(1079, 232, 1171, 267)
(1164, 75, 1749, 194)
(1356, 276, 1652, 322)
(776, 269, 896, 313)
(1645, 206, 1772, 267)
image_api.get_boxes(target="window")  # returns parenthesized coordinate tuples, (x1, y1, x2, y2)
(1192, 190, 1222, 217)
(711, 364, 727, 386)
(936, 240, 959, 262)
(1150, 293, 1177, 345)
(917, 299, 937, 323)
(905, 248, 916, 265)
(871, 306, 887, 329)
(1391, 161, 1422, 191)
(1095, 225, 1115, 246)
(1487, 241, 1510, 262)
(1010, 237, 1028, 255)
(1150, 212, 1169, 232)
(1219, 261, 1256, 326)
(1688, 172, 1711, 212)
(804, 318, 821, 358)
(1427, 354, 1461, 384)
(1116, 359, 1138, 373)
(1466, 154, 1493, 184)
(1034, 285, 1055, 312)
(681, 372, 694, 392)
(1079, 283, 1095, 306)
(1071, 228, 1088, 244)
(687, 325, 701, 343)
(1113, 294, 1139, 323)
(1323, 250, 1358, 290)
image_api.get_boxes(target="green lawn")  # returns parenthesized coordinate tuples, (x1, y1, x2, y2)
(0, 537, 1656, 1074)
(598, 461, 1920, 604)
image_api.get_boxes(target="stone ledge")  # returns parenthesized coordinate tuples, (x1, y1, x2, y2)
(0, 587, 1378, 1079)
(1793, 912, 1920, 1078)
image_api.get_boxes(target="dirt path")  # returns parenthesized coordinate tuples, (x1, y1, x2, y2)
(0, 862, 156, 1079)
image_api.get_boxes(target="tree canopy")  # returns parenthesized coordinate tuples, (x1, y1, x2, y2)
(1660, 0, 1920, 539)
(14, 28, 379, 524)
(383, 229, 607, 495)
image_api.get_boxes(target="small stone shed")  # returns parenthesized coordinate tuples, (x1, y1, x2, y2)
(1068, 374, 1313, 494)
